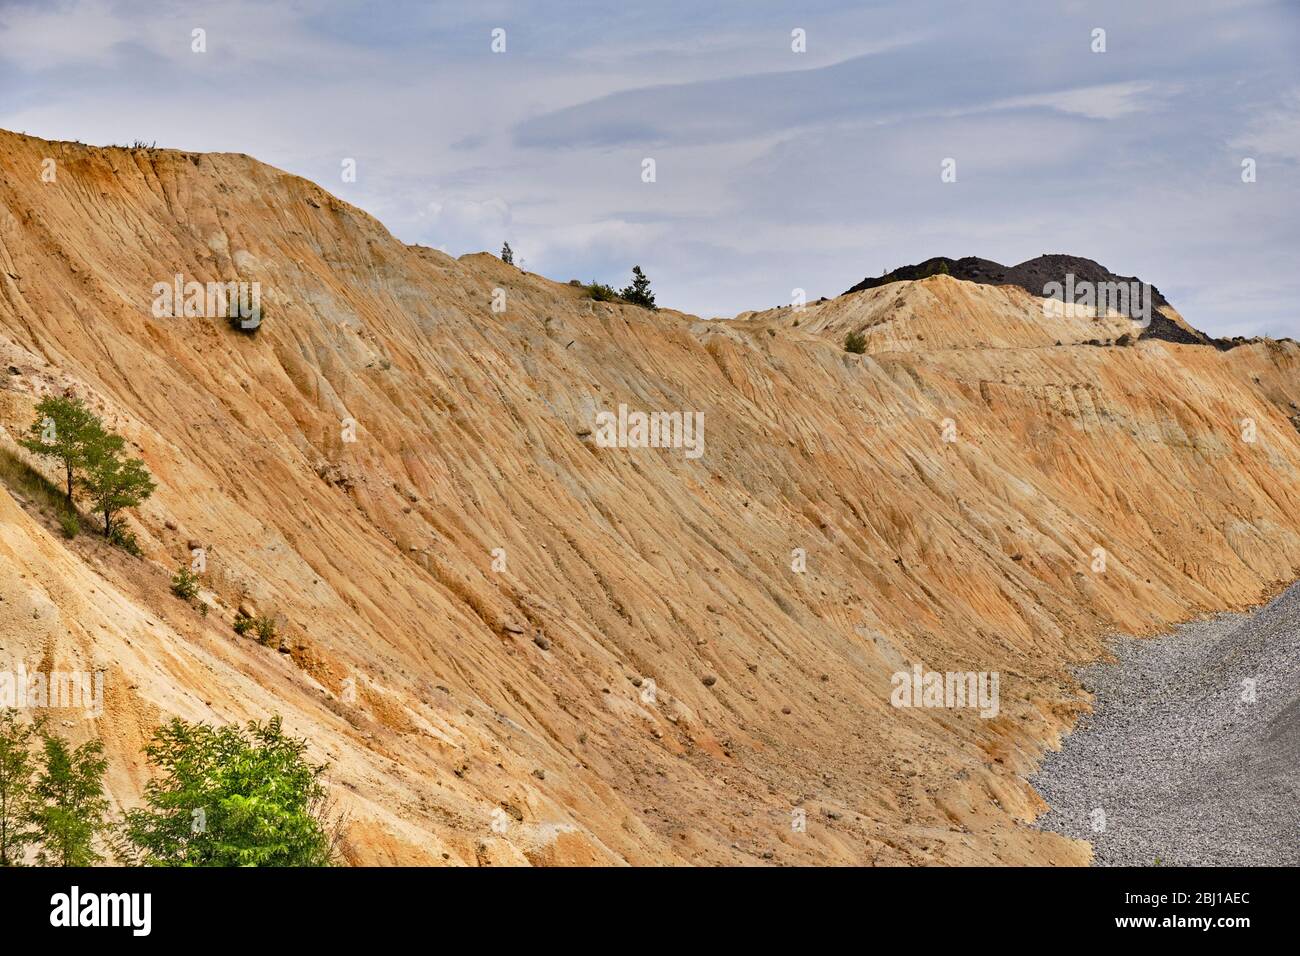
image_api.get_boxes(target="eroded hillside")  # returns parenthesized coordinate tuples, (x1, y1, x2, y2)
(1, 129, 1298, 865)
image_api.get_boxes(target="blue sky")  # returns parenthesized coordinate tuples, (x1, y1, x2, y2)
(1, 0, 1297, 335)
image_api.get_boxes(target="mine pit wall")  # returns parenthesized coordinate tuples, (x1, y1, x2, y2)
(1, 128, 1299, 864)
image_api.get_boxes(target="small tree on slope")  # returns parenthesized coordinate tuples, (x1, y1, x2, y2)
(620, 266, 657, 309)
(0, 710, 44, 866)
(17, 395, 106, 504)
(80, 432, 156, 538)
(26, 734, 109, 866)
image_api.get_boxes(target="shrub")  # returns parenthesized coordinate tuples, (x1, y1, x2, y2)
(171, 566, 200, 601)
(253, 615, 278, 646)
(57, 510, 79, 539)
(585, 281, 619, 302)
(844, 330, 868, 354)
(233, 612, 277, 645)
(500, 242, 514, 265)
(119, 716, 340, 866)
(0, 710, 45, 866)
(107, 522, 142, 556)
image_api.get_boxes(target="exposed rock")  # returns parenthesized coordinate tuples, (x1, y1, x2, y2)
(1, 129, 1298, 868)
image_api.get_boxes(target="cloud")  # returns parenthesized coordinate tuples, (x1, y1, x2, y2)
(988, 82, 1172, 121)
(423, 196, 513, 252)
(0, 0, 1297, 335)
(0, 0, 131, 69)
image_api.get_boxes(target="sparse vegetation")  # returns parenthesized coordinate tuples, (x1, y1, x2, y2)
(171, 565, 201, 601)
(582, 267, 658, 309)
(253, 615, 278, 646)
(844, 330, 868, 353)
(500, 242, 514, 265)
(233, 611, 277, 645)
(9, 398, 154, 551)
(0, 445, 72, 516)
(108, 522, 143, 556)
(584, 280, 620, 302)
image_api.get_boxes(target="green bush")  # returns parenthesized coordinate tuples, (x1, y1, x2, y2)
(57, 510, 79, 539)
(585, 281, 619, 302)
(107, 521, 142, 556)
(119, 716, 339, 866)
(844, 330, 868, 354)
(253, 615, 278, 646)
(233, 612, 277, 646)
(0, 710, 44, 865)
(6, 708, 340, 867)
(171, 566, 200, 601)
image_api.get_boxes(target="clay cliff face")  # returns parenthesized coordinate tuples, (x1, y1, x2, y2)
(1, 129, 1298, 865)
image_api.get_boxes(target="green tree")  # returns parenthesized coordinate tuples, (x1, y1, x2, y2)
(0, 710, 44, 866)
(17, 395, 106, 504)
(121, 716, 339, 866)
(500, 242, 514, 265)
(27, 734, 109, 866)
(619, 265, 656, 309)
(81, 433, 156, 538)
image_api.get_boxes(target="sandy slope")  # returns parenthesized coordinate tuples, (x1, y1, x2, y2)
(1, 129, 1298, 864)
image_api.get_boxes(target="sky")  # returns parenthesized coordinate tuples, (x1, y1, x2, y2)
(1, 0, 1297, 335)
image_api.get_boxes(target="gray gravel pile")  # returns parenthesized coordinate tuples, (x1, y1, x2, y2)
(1031, 581, 1300, 865)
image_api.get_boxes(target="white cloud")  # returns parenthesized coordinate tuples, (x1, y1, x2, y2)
(988, 82, 1172, 121)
